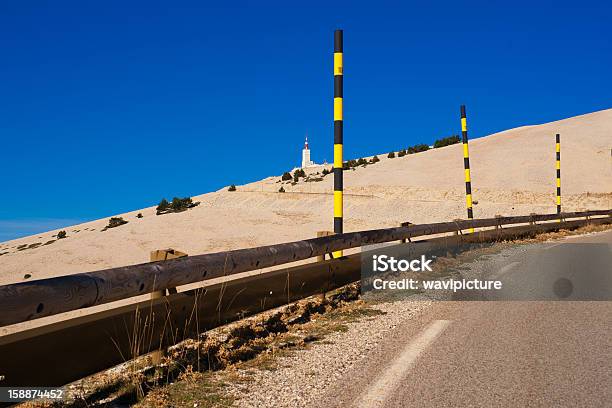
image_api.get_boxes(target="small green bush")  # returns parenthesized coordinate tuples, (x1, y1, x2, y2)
(136, 213, 143, 218)
(278, 186, 285, 193)
(293, 169, 306, 179)
(433, 135, 460, 148)
(397, 150, 406, 157)
(171, 197, 193, 211)
(357, 158, 368, 166)
(157, 197, 196, 214)
(57, 230, 67, 239)
(322, 168, 330, 176)
(157, 198, 169, 213)
(281, 172, 292, 181)
(408, 144, 430, 154)
(343, 159, 358, 169)
(388, 151, 396, 158)
(228, 184, 237, 191)
(371, 155, 380, 163)
(102, 217, 128, 231)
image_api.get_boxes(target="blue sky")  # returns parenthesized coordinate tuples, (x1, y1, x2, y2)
(0, 1, 610, 240)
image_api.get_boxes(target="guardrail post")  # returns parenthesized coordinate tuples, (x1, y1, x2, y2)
(150, 249, 185, 296)
(452, 218, 462, 235)
(316, 231, 334, 261)
(149, 249, 185, 364)
(556, 133, 561, 220)
(460, 105, 475, 233)
(494, 215, 503, 230)
(333, 29, 344, 258)
(400, 222, 412, 243)
(317, 230, 335, 301)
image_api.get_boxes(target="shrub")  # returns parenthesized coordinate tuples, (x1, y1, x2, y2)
(408, 144, 430, 154)
(281, 172, 292, 181)
(157, 198, 169, 213)
(57, 230, 67, 239)
(136, 213, 143, 218)
(157, 197, 196, 214)
(357, 158, 368, 166)
(370, 155, 380, 163)
(171, 197, 193, 211)
(322, 168, 330, 176)
(397, 150, 406, 157)
(102, 217, 128, 231)
(293, 169, 306, 179)
(388, 151, 396, 158)
(433, 135, 461, 148)
(109, 217, 128, 228)
(228, 184, 237, 191)
(278, 186, 285, 193)
(344, 159, 358, 169)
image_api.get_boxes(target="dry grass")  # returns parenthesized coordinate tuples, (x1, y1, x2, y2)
(19, 284, 363, 407)
(133, 368, 234, 408)
(516, 221, 612, 242)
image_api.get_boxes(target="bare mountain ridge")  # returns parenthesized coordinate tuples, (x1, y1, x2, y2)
(0, 108, 610, 285)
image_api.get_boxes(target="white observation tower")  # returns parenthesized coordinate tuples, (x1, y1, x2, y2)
(301, 135, 315, 168)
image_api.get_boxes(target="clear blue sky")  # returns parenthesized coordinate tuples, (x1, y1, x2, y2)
(1, 1, 610, 240)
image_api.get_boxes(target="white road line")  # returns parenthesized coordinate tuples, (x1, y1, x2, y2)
(490, 261, 521, 279)
(355, 320, 451, 408)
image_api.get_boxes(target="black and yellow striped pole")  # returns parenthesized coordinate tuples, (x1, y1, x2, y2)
(556, 133, 561, 216)
(460, 105, 474, 233)
(333, 29, 343, 257)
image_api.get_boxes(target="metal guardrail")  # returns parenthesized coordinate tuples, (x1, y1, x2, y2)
(0, 213, 610, 387)
(0, 209, 609, 327)
(0, 253, 362, 387)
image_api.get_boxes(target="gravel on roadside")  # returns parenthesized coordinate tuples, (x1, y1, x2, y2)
(225, 296, 432, 408)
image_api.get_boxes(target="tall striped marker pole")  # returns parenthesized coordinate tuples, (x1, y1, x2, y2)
(556, 133, 561, 216)
(333, 29, 343, 257)
(460, 105, 474, 233)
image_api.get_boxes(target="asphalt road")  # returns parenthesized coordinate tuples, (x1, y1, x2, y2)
(321, 230, 612, 407)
